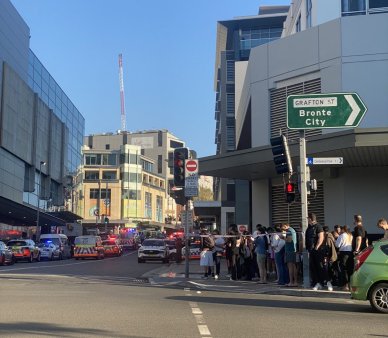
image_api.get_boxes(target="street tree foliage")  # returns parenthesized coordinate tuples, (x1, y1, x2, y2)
(193, 187, 213, 201)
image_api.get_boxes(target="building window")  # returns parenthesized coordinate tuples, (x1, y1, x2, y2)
(158, 155, 163, 174)
(306, 0, 312, 28)
(156, 196, 163, 222)
(129, 173, 141, 183)
(369, 0, 388, 12)
(130, 153, 139, 165)
(226, 61, 235, 82)
(102, 171, 116, 180)
(145, 192, 152, 219)
(85, 154, 101, 165)
(105, 144, 110, 150)
(226, 93, 235, 116)
(296, 14, 302, 32)
(89, 188, 111, 199)
(123, 189, 141, 200)
(342, 0, 366, 16)
(158, 131, 163, 147)
(170, 140, 184, 149)
(84, 171, 99, 180)
(142, 159, 154, 173)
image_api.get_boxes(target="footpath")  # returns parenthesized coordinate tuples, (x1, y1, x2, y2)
(141, 260, 351, 300)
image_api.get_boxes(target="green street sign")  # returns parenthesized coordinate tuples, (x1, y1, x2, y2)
(287, 93, 367, 129)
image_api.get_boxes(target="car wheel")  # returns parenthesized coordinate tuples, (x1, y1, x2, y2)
(11, 255, 16, 265)
(36, 254, 40, 262)
(59, 253, 63, 261)
(138, 258, 144, 263)
(369, 283, 388, 313)
(163, 258, 169, 264)
(170, 253, 177, 261)
(28, 254, 33, 263)
(0, 254, 5, 265)
(75, 257, 79, 260)
(50, 254, 54, 261)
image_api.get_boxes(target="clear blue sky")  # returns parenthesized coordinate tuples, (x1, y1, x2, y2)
(11, 0, 290, 158)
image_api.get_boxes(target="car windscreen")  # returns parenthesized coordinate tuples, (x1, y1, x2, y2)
(142, 240, 165, 247)
(38, 243, 52, 248)
(7, 241, 27, 247)
(40, 239, 60, 245)
(75, 237, 96, 245)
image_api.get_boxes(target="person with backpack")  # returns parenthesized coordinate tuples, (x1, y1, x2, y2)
(254, 226, 268, 284)
(321, 225, 338, 291)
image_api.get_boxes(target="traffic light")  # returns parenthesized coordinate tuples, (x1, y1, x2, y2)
(285, 182, 296, 203)
(270, 135, 293, 175)
(104, 217, 109, 225)
(171, 188, 186, 206)
(173, 147, 189, 187)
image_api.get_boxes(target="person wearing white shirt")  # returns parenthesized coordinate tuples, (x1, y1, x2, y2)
(335, 225, 353, 291)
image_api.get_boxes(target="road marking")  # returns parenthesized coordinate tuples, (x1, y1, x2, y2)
(194, 315, 205, 324)
(197, 325, 211, 336)
(185, 289, 212, 337)
(191, 308, 203, 315)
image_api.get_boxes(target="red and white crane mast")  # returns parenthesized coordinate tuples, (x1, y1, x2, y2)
(118, 53, 126, 131)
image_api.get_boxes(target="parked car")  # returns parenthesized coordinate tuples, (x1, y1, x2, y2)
(350, 240, 388, 313)
(7, 239, 40, 263)
(138, 239, 169, 263)
(37, 242, 61, 260)
(102, 239, 123, 257)
(74, 235, 105, 260)
(39, 234, 71, 259)
(0, 241, 15, 265)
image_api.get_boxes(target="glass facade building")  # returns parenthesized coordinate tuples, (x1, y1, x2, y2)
(27, 51, 85, 174)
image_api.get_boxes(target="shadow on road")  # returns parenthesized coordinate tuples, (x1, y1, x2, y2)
(166, 295, 374, 314)
(0, 321, 151, 338)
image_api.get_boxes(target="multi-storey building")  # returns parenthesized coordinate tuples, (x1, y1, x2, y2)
(0, 0, 84, 239)
(201, 1, 388, 237)
(83, 130, 185, 227)
(212, 6, 289, 230)
(74, 144, 166, 232)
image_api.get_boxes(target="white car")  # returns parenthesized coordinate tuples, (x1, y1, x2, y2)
(182, 243, 202, 259)
(138, 239, 169, 263)
(37, 242, 61, 260)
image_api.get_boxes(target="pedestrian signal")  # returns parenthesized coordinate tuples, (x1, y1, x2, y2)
(285, 182, 296, 203)
(173, 147, 189, 187)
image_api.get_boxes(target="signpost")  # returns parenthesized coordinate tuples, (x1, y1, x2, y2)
(185, 159, 199, 197)
(306, 157, 343, 165)
(286, 92, 367, 288)
(287, 93, 367, 129)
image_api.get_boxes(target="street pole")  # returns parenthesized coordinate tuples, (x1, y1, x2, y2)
(36, 161, 46, 242)
(185, 197, 190, 278)
(299, 130, 310, 288)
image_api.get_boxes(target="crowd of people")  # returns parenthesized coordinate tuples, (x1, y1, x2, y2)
(198, 213, 388, 291)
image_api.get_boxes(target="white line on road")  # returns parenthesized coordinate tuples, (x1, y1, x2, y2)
(191, 308, 203, 315)
(197, 325, 211, 336)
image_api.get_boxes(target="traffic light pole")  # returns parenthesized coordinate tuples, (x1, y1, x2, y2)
(299, 130, 310, 288)
(185, 197, 190, 278)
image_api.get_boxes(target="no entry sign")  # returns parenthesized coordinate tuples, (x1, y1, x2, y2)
(185, 160, 198, 173)
(185, 159, 198, 197)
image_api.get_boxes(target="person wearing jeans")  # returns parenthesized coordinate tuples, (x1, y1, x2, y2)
(272, 226, 288, 285)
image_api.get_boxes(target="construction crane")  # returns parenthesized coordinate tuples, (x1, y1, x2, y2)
(118, 53, 126, 131)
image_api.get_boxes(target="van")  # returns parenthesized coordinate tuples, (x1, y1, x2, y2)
(74, 235, 105, 260)
(39, 234, 71, 259)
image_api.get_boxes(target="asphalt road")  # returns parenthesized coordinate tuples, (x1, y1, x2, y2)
(1, 252, 387, 338)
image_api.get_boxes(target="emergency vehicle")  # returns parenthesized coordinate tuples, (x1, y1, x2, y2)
(73, 235, 105, 260)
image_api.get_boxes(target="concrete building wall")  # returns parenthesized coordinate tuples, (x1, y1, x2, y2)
(324, 167, 388, 233)
(251, 179, 270, 228)
(0, 148, 25, 203)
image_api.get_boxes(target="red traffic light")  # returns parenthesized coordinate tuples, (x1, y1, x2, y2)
(285, 183, 295, 193)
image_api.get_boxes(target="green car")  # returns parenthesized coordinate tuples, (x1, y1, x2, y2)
(350, 240, 388, 313)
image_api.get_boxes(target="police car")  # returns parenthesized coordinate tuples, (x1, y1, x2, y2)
(7, 239, 40, 263)
(138, 239, 169, 263)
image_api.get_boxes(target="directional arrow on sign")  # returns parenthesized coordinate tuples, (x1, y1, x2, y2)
(287, 93, 367, 129)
